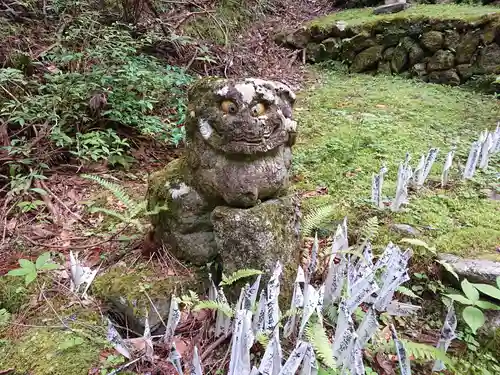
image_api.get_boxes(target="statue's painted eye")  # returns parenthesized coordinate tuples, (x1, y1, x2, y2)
(221, 100, 238, 114)
(250, 103, 266, 117)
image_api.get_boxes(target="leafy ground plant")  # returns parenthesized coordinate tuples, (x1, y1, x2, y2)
(444, 278, 500, 334)
(6, 252, 60, 286)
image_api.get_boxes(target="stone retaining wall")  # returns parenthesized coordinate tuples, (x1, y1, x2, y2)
(277, 12, 500, 90)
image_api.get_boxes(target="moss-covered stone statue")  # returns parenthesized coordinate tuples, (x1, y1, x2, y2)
(147, 77, 301, 287)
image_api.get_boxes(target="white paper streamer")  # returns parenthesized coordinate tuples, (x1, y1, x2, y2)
(69, 251, 99, 298)
(278, 341, 309, 375)
(463, 140, 481, 179)
(143, 313, 154, 362)
(432, 304, 457, 372)
(441, 149, 455, 187)
(168, 341, 183, 374)
(298, 284, 320, 338)
(386, 301, 422, 316)
(390, 325, 411, 375)
(266, 262, 282, 332)
(356, 308, 379, 346)
(416, 148, 439, 186)
(106, 318, 131, 359)
(163, 295, 181, 345)
(479, 132, 493, 170)
(253, 290, 268, 335)
(257, 329, 283, 375)
(190, 346, 203, 375)
(283, 266, 305, 338)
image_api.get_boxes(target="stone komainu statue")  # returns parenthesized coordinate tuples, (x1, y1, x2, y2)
(147, 78, 300, 286)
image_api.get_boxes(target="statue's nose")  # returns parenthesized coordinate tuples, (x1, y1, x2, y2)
(231, 113, 265, 141)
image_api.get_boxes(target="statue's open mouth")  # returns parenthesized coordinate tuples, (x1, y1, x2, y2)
(226, 124, 280, 145)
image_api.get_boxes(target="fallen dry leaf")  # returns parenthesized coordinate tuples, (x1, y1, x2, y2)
(375, 352, 396, 375)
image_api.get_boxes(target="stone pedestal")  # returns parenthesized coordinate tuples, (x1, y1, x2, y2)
(212, 197, 300, 297)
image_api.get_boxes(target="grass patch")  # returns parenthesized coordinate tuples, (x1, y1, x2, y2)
(293, 66, 500, 259)
(309, 4, 500, 29)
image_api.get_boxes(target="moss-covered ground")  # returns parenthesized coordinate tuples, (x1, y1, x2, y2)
(309, 4, 500, 29)
(293, 64, 500, 260)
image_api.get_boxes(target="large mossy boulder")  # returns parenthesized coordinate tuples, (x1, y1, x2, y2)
(476, 43, 500, 74)
(307, 37, 342, 62)
(456, 30, 482, 64)
(427, 49, 455, 71)
(428, 69, 461, 85)
(351, 45, 385, 72)
(391, 45, 409, 73)
(92, 263, 202, 336)
(443, 29, 461, 49)
(420, 30, 445, 52)
(342, 33, 376, 62)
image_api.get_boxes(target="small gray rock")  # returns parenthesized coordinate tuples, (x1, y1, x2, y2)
(438, 253, 500, 285)
(373, 3, 411, 15)
(390, 223, 421, 237)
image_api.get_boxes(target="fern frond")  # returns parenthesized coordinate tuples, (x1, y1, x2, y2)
(82, 174, 138, 211)
(401, 339, 455, 369)
(357, 216, 379, 248)
(193, 300, 234, 318)
(302, 205, 336, 237)
(396, 286, 423, 300)
(220, 269, 262, 286)
(305, 321, 336, 369)
(255, 331, 270, 347)
(88, 207, 129, 223)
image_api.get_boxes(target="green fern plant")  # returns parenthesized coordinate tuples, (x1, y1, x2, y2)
(193, 300, 234, 318)
(305, 321, 337, 370)
(301, 205, 336, 237)
(355, 216, 379, 250)
(220, 269, 263, 286)
(370, 336, 455, 370)
(401, 339, 455, 370)
(82, 174, 167, 231)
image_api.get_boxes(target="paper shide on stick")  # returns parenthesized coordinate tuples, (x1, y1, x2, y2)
(432, 303, 457, 372)
(371, 165, 387, 208)
(415, 148, 439, 187)
(69, 250, 99, 298)
(441, 148, 455, 187)
(391, 153, 413, 212)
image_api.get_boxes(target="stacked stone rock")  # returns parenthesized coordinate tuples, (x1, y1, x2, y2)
(147, 77, 301, 296)
(278, 13, 500, 89)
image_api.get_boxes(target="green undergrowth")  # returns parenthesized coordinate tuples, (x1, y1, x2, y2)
(309, 4, 500, 29)
(293, 65, 500, 259)
(0, 281, 109, 375)
(0, 328, 104, 375)
(184, 0, 269, 45)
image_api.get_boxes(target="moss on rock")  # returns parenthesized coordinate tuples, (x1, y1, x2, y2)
(351, 45, 385, 73)
(420, 30, 444, 52)
(476, 43, 500, 74)
(212, 196, 300, 305)
(443, 29, 461, 50)
(427, 50, 456, 71)
(92, 263, 202, 335)
(390, 46, 408, 73)
(456, 30, 482, 64)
